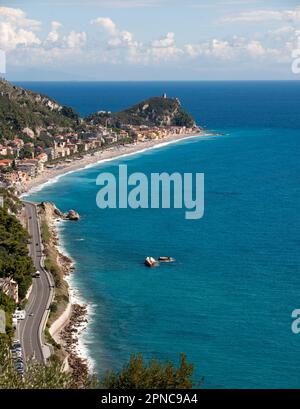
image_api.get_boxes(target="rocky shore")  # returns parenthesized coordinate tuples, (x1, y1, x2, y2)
(60, 304, 89, 388)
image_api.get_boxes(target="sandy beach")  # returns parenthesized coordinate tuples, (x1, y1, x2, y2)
(22, 130, 209, 196)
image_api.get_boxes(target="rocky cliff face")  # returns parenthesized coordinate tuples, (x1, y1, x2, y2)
(0, 79, 79, 142)
(40, 202, 80, 221)
(86, 96, 197, 128)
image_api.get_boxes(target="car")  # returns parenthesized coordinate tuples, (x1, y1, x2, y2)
(14, 351, 22, 358)
(13, 343, 21, 348)
(13, 348, 22, 353)
(17, 368, 24, 375)
(29, 313, 34, 317)
(12, 339, 20, 345)
(16, 365, 24, 371)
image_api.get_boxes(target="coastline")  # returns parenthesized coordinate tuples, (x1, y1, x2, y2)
(22, 130, 211, 375)
(21, 130, 210, 196)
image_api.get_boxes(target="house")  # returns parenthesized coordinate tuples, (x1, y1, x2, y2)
(44, 147, 55, 160)
(0, 159, 13, 169)
(36, 152, 48, 163)
(0, 277, 19, 303)
(104, 135, 117, 144)
(12, 138, 24, 148)
(66, 144, 78, 155)
(0, 145, 7, 156)
(17, 161, 37, 178)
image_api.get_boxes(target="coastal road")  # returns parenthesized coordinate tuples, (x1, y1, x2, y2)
(19, 202, 54, 364)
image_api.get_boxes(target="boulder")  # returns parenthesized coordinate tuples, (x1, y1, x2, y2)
(65, 210, 80, 221)
(158, 256, 176, 262)
(144, 256, 158, 267)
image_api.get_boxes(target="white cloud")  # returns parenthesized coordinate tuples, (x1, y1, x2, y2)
(0, 7, 41, 29)
(0, 7, 41, 51)
(45, 21, 62, 44)
(64, 31, 87, 48)
(2, 6, 298, 76)
(222, 7, 300, 23)
(184, 36, 283, 61)
(246, 40, 265, 57)
(152, 32, 175, 48)
(91, 17, 117, 35)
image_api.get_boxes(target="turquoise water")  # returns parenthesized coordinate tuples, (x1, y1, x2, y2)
(23, 82, 300, 388)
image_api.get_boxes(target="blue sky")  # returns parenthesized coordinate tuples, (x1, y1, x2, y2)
(1, 0, 300, 80)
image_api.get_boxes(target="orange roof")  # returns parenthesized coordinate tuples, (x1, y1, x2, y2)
(0, 159, 12, 167)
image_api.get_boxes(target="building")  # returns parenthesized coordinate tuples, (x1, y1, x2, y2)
(0, 277, 19, 303)
(0, 159, 12, 169)
(44, 147, 55, 160)
(17, 161, 37, 178)
(0, 145, 8, 156)
(36, 152, 48, 163)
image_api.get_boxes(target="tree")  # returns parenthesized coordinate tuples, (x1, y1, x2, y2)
(101, 353, 194, 389)
(0, 339, 73, 389)
(0, 206, 34, 300)
(0, 340, 196, 390)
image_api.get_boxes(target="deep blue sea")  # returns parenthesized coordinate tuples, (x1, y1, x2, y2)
(20, 81, 300, 388)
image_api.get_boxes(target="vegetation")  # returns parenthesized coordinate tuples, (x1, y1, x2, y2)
(0, 338, 73, 389)
(0, 336, 195, 389)
(102, 353, 194, 389)
(0, 292, 16, 338)
(86, 96, 196, 128)
(0, 80, 197, 151)
(0, 187, 23, 214)
(0, 79, 79, 143)
(0, 206, 34, 300)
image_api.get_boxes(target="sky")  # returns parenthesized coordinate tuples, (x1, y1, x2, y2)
(0, 0, 300, 80)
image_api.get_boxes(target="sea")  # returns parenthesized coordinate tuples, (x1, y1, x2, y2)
(19, 81, 300, 388)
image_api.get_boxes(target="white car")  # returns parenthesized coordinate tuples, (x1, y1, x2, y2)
(13, 310, 26, 320)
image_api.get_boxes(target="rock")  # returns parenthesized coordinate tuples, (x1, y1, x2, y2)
(22, 127, 35, 138)
(65, 210, 80, 221)
(158, 256, 176, 262)
(144, 256, 158, 267)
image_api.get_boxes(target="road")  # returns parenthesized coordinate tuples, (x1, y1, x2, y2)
(19, 202, 54, 363)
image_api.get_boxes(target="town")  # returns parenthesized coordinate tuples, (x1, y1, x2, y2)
(0, 123, 197, 194)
